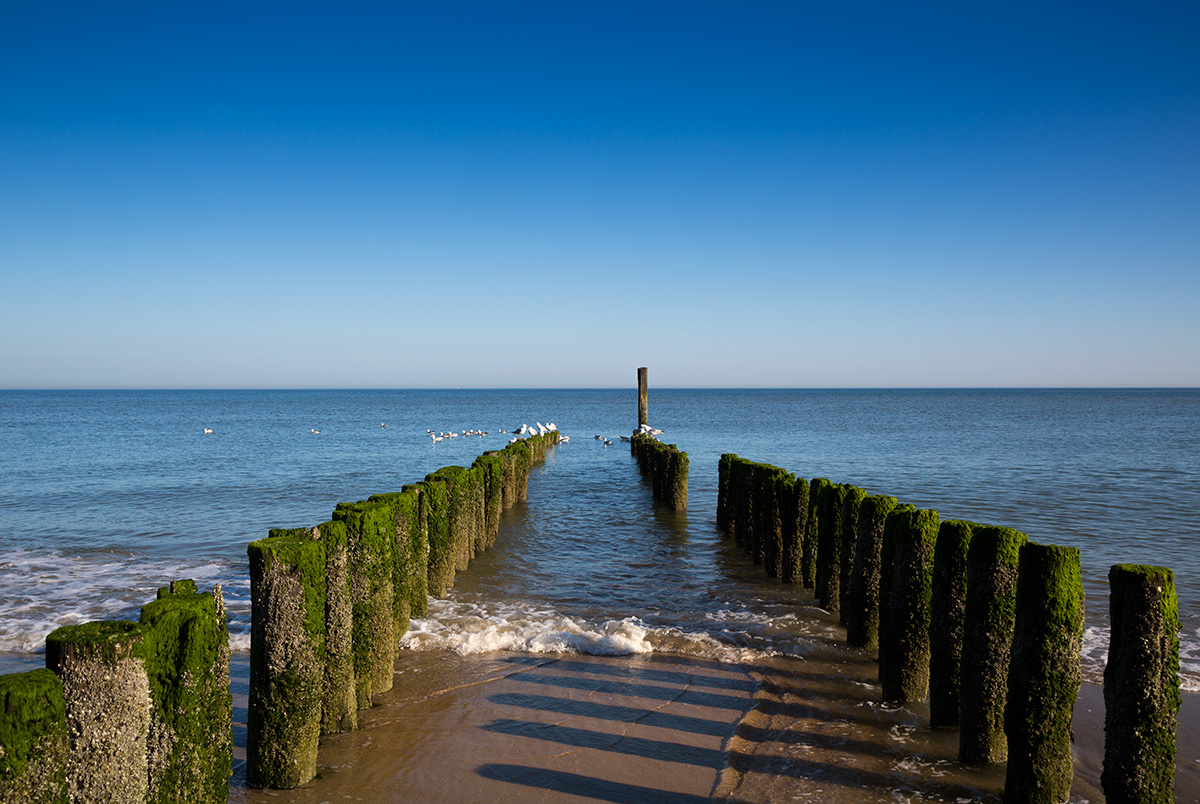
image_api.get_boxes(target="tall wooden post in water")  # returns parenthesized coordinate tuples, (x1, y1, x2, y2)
(637, 367, 648, 428)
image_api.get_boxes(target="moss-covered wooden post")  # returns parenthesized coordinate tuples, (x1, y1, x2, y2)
(803, 478, 831, 589)
(845, 494, 899, 649)
(815, 482, 848, 610)
(0, 668, 68, 804)
(421, 475, 454, 596)
(1004, 542, 1083, 803)
(473, 454, 504, 550)
(246, 529, 325, 789)
(369, 484, 430, 631)
(667, 446, 688, 511)
(139, 580, 232, 804)
(878, 507, 939, 704)
(717, 453, 735, 535)
(929, 520, 974, 728)
(45, 620, 151, 804)
(314, 520, 356, 734)
(781, 474, 808, 584)
(1103, 564, 1181, 804)
(959, 525, 1027, 764)
(838, 485, 866, 621)
(334, 500, 397, 706)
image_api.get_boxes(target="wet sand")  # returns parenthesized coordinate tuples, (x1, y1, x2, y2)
(228, 646, 1198, 804)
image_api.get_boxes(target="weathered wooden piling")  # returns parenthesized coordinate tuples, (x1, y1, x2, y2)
(779, 472, 807, 584)
(1004, 542, 1083, 804)
(1103, 564, 1181, 804)
(246, 529, 325, 789)
(314, 520, 356, 734)
(45, 620, 152, 804)
(138, 580, 232, 804)
(334, 501, 397, 706)
(837, 485, 866, 620)
(845, 494, 900, 650)
(717, 453, 736, 535)
(803, 478, 832, 589)
(420, 475, 455, 597)
(815, 482, 849, 611)
(369, 484, 431, 629)
(637, 366, 648, 428)
(473, 454, 504, 550)
(630, 433, 688, 510)
(928, 520, 974, 728)
(959, 524, 1027, 764)
(0, 668, 68, 804)
(878, 507, 940, 704)
(877, 502, 916, 649)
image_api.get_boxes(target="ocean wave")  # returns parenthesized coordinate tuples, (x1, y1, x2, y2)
(0, 547, 249, 654)
(399, 598, 782, 664)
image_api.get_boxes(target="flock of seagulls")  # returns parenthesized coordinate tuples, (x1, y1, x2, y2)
(201, 419, 661, 448)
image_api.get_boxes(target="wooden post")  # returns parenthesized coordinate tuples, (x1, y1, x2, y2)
(637, 367, 648, 428)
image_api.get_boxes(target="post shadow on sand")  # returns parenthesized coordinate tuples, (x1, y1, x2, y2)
(509, 671, 754, 712)
(488, 692, 738, 738)
(481, 718, 727, 769)
(520, 657, 758, 693)
(723, 749, 1002, 803)
(477, 764, 718, 804)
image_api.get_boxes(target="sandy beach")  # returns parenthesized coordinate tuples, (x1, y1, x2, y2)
(227, 643, 1198, 804)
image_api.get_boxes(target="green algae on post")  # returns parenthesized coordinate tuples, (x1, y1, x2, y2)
(0, 669, 68, 804)
(780, 474, 808, 584)
(246, 529, 325, 789)
(139, 580, 232, 804)
(1103, 563, 1181, 804)
(837, 485, 866, 620)
(958, 524, 1027, 764)
(314, 520, 356, 735)
(845, 494, 899, 650)
(804, 478, 832, 589)
(878, 507, 939, 704)
(1004, 542, 1083, 804)
(45, 620, 151, 804)
(815, 482, 849, 612)
(334, 500, 398, 705)
(928, 519, 974, 728)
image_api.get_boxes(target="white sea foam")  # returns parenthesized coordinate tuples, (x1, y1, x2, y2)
(400, 598, 779, 664)
(0, 547, 250, 654)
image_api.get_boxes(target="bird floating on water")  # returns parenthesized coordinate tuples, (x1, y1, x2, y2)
(203, 428, 213, 434)
(311, 429, 320, 434)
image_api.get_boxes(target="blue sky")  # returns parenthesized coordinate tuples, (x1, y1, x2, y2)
(3, 2, 1197, 388)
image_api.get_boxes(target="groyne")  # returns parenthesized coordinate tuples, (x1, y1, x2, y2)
(630, 433, 688, 510)
(0, 432, 557, 801)
(0, 583, 230, 804)
(246, 431, 558, 789)
(716, 452, 1181, 802)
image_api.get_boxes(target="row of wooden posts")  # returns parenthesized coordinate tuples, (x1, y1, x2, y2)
(0, 581, 231, 804)
(629, 433, 689, 510)
(716, 453, 1181, 804)
(0, 432, 558, 803)
(246, 431, 559, 790)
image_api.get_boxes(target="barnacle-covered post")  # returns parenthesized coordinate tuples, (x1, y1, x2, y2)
(878, 507, 940, 704)
(0, 668, 68, 803)
(845, 494, 899, 649)
(139, 579, 232, 803)
(45, 620, 151, 804)
(1004, 542, 1083, 803)
(1102, 564, 1181, 804)
(959, 525, 1027, 764)
(246, 529, 325, 789)
(929, 520, 974, 728)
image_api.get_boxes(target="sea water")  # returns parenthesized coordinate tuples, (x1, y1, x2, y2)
(1, 388, 1197, 692)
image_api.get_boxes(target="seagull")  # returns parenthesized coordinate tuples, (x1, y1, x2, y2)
(560, 435, 570, 443)
(311, 429, 320, 434)
(382, 423, 388, 428)
(603, 438, 612, 446)
(536, 422, 546, 436)
(546, 423, 558, 431)
(203, 428, 213, 434)
(515, 424, 531, 435)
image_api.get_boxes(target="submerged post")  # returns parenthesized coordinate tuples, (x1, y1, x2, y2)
(637, 367, 648, 428)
